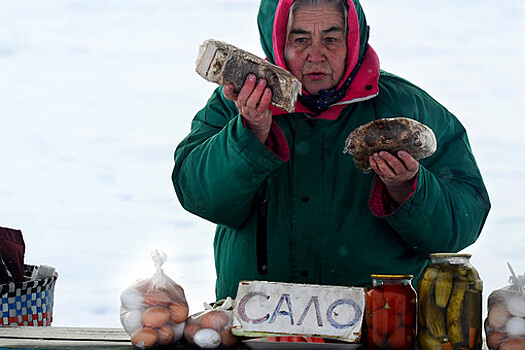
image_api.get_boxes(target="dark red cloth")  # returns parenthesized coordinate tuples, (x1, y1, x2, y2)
(264, 121, 290, 162)
(0, 226, 25, 284)
(370, 176, 418, 217)
(241, 117, 290, 162)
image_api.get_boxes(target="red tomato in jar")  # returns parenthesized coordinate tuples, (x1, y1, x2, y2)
(367, 325, 387, 348)
(366, 288, 386, 313)
(402, 307, 416, 328)
(384, 285, 413, 313)
(371, 308, 401, 336)
(388, 326, 415, 350)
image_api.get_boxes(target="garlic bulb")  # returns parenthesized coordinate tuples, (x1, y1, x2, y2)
(193, 328, 222, 349)
(171, 322, 185, 343)
(508, 296, 525, 317)
(121, 309, 143, 335)
(506, 317, 525, 337)
(120, 288, 144, 310)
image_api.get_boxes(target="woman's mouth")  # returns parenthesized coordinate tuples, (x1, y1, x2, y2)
(305, 72, 326, 81)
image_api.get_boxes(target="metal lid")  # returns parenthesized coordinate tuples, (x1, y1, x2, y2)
(429, 253, 472, 259)
(370, 274, 414, 280)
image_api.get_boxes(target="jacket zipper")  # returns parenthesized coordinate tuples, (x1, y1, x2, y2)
(257, 199, 269, 275)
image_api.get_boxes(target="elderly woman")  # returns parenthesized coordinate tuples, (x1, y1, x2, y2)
(173, 0, 490, 301)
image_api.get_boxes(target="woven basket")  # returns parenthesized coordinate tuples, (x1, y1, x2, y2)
(0, 264, 58, 326)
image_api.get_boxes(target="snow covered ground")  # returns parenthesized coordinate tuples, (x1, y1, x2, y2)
(0, 0, 523, 328)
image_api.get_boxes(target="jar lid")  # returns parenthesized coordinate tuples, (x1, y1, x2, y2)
(429, 253, 472, 259)
(371, 274, 414, 280)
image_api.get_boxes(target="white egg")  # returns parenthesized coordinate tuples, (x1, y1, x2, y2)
(193, 328, 221, 349)
(506, 317, 525, 337)
(507, 296, 525, 317)
(171, 322, 185, 343)
(120, 288, 144, 310)
(121, 309, 144, 335)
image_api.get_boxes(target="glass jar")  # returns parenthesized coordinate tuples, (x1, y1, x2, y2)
(417, 253, 483, 350)
(365, 274, 417, 350)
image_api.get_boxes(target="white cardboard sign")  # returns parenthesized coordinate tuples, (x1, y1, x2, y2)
(232, 281, 365, 342)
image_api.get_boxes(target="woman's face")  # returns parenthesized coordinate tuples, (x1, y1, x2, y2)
(284, 4, 347, 95)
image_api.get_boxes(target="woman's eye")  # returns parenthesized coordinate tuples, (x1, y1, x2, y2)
(295, 37, 307, 44)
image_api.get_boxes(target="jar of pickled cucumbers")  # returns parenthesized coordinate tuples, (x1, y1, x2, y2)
(365, 274, 417, 350)
(417, 253, 483, 350)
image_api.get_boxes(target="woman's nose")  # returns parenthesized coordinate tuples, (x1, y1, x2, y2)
(307, 42, 325, 63)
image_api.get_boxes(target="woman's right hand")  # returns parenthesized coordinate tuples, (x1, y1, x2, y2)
(223, 74, 273, 144)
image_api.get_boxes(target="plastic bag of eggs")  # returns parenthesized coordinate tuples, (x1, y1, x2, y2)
(183, 307, 239, 349)
(485, 289, 525, 350)
(120, 279, 189, 349)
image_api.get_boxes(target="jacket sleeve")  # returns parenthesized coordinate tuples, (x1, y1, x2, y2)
(172, 87, 285, 228)
(370, 81, 491, 256)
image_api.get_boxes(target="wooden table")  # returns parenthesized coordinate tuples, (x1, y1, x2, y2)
(0, 327, 134, 349)
(0, 327, 490, 349)
(0, 326, 251, 349)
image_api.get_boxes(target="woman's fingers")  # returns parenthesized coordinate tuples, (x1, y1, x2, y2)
(223, 74, 272, 119)
(222, 83, 237, 101)
(256, 88, 272, 113)
(369, 151, 419, 180)
(381, 152, 406, 176)
(397, 150, 419, 173)
(374, 153, 396, 177)
(246, 78, 268, 108)
(236, 74, 257, 107)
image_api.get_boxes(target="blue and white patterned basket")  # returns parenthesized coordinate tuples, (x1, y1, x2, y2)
(0, 265, 58, 326)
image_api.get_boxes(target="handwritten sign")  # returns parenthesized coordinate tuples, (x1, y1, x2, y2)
(232, 281, 365, 342)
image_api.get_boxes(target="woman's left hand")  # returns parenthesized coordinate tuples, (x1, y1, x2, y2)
(369, 150, 419, 206)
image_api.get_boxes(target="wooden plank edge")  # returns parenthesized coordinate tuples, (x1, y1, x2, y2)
(0, 338, 133, 349)
(0, 326, 130, 341)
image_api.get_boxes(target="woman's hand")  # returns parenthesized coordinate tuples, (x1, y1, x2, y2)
(369, 150, 419, 206)
(223, 74, 273, 144)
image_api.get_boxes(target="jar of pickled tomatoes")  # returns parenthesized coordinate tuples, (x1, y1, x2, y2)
(365, 274, 417, 350)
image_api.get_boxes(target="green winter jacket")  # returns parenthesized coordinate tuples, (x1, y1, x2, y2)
(173, 0, 490, 300)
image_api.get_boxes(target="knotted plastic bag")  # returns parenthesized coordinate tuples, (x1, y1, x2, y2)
(120, 250, 189, 349)
(183, 297, 239, 349)
(485, 263, 525, 350)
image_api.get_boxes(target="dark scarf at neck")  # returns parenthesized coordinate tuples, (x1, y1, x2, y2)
(298, 77, 353, 114)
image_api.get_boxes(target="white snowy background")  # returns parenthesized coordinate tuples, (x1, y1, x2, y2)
(0, 0, 523, 328)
